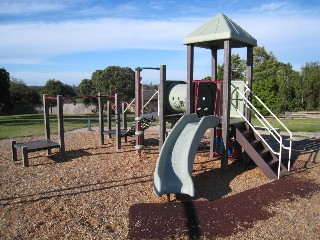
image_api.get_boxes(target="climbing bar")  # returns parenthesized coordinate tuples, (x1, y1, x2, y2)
(44, 95, 115, 101)
(192, 79, 223, 83)
(136, 67, 160, 71)
(44, 96, 58, 100)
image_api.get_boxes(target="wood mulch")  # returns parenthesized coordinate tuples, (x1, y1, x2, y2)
(0, 128, 319, 239)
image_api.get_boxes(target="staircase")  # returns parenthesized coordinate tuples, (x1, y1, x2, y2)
(231, 83, 292, 179)
(233, 121, 288, 179)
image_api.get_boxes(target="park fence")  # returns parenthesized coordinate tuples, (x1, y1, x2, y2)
(284, 111, 320, 119)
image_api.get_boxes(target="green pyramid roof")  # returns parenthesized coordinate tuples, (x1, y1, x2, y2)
(183, 13, 257, 49)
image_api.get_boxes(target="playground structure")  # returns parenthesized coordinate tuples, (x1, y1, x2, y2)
(10, 13, 293, 199)
(11, 94, 116, 166)
(153, 13, 293, 197)
(11, 94, 64, 167)
(98, 93, 129, 149)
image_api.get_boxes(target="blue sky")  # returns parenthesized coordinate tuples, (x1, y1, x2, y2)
(1, 0, 319, 86)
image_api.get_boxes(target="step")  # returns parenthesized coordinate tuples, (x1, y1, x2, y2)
(251, 139, 264, 151)
(242, 130, 256, 141)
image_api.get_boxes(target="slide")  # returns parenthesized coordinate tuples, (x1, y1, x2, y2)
(153, 113, 219, 197)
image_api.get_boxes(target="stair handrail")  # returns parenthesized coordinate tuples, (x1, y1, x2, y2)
(231, 84, 290, 178)
(231, 95, 283, 178)
(242, 84, 292, 171)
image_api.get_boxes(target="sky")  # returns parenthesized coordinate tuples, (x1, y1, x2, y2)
(1, 0, 320, 86)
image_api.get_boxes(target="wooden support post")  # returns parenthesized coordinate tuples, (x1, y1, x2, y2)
(221, 40, 231, 170)
(22, 146, 29, 167)
(122, 102, 127, 143)
(43, 94, 51, 155)
(115, 94, 121, 150)
(159, 64, 166, 148)
(11, 140, 17, 161)
(98, 92, 104, 145)
(186, 45, 194, 115)
(210, 47, 218, 159)
(135, 68, 143, 155)
(57, 95, 65, 153)
(245, 46, 254, 122)
(107, 101, 112, 138)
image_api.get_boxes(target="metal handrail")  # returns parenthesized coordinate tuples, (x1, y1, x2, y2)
(231, 83, 292, 178)
(242, 84, 292, 171)
(123, 98, 135, 113)
(123, 90, 159, 114)
(143, 91, 158, 109)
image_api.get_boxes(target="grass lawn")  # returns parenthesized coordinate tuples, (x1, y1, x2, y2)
(0, 114, 319, 140)
(251, 118, 320, 133)
(0, 113, 135, 140)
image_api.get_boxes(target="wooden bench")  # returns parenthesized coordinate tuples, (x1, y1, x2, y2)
(103, 129, 128, 137)
(11, 139, 61, 167)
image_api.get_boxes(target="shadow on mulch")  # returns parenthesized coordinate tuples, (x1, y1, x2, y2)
(291, 137, 320, 167)
(193, 160, 255, 200)
(0, 174, 153, 206)
(47, 149, 92, 163)
(128, 173, 320, 240)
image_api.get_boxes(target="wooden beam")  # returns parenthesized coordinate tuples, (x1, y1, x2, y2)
(115, 94, 121, 150)
(245, 46, 254, 122)
(122, 102, 127, 143)
(107, 101, 112, 138)
(43, 94, 51, 155)
(57, 95, 65, 153)
(221, 40, 231, 170)
(98, 92, 104, 145)
(11, 140, 17, 161)
(186, 45, 194, 114)
(159, 64, 166, 148)
(210, 47, 218, 159)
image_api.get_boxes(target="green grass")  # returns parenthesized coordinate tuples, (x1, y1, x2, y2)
(0, 114, 319, 140)
(0, 113, 135, 140)
(251, 118, 320, 133)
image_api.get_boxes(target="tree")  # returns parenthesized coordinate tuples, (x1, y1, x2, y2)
(215, 53, 246, 81)
(299, 62, 320, 111)
(276, 63, 300, 112)
(91, 66, 135, 101)
(10, 79, 41, 106)
(0, 68, 12, 113)
(78, 79, 94, 96)
(43, 79, 77, 97)
(78, 78, 96, 106)
(252, 46, 302, 114)
(252, 46, 283, 114)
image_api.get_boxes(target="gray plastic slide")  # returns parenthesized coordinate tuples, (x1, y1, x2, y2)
(154, 113, 219, 197)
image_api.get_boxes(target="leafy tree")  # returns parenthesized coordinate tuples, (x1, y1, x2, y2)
(78, 79, 94, 96)
(0, 68, 12, 113)
(231, 54, 246, 80)
(276, 63, 300, 112)
(91, 66, 135, 101)
(252, 46, 282, 114)
(215, 53, 246, 81)
(43, 79, 77, 97)
(78, 78, 96, 106)
(10, 79, 41, 106)
(252, 46, 301, 114)
(299, 62, 320, 111)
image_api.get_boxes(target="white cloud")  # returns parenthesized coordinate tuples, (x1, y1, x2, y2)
(0, 0, 66, 15)
(257, 2, 287, 12)
(0, 18, 203, 64)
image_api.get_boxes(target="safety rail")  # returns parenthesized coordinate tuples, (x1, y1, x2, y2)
(231, 83, 292, 178)
(123, 91, 159, 114)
